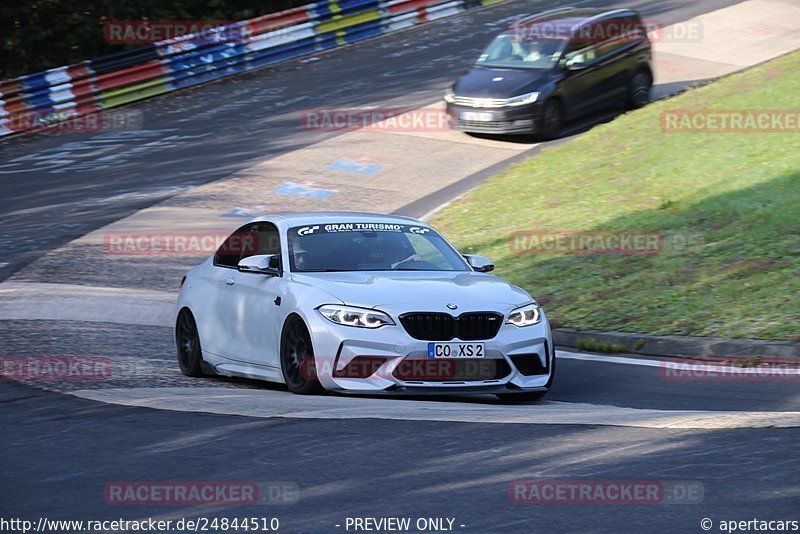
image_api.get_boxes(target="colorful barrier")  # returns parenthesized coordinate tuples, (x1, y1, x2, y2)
(0, 0, 505, 137)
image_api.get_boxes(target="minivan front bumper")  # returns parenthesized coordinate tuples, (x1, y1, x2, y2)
(446, 101, 544, 134)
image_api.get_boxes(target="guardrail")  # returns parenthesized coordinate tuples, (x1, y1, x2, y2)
(0, 0, 503, 138)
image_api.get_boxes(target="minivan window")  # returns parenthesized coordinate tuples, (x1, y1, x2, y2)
(563, 41, 597, 67)
(476, 34, 565, 70)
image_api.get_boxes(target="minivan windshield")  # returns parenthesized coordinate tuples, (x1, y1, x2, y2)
(475, 34, 565, 70)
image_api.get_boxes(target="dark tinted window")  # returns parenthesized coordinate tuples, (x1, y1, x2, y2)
(240, 222, 281, 261)
(213, 224, 250, 268)
(594, 16, 646, 57)
(213, 222, 279, 269)
(562, 40, 596, 67)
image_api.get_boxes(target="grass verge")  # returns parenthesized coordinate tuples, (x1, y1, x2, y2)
(432, 51, 800, 340)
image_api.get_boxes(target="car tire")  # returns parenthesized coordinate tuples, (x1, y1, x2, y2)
(176, 309, 205, 377)
(280, 316, 325, 395)
(540, 99, 563, 140)
(628, 70, 652, 109)
(496, 352, 556, 402)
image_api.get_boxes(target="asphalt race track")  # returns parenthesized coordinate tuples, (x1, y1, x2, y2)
(0, 0, 743, 281)
(2, 0, 799, 532)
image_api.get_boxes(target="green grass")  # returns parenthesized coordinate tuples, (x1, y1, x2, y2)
(432, 51, 800, 341)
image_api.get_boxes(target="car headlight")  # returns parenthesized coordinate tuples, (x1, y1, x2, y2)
(505, 91, 539, 107)
(444, 88, 456, 103)
(317, 305, 395, 328)
(507, 303, 541, 327)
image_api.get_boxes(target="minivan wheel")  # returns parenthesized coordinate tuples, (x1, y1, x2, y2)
(628, 71, 652, 109)
(540, 99, 563, 140)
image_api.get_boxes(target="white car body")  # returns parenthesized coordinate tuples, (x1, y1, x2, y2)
(176, 212, 555, 397)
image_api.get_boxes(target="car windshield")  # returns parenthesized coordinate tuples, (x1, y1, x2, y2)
(475, 33, 566, 70)
(288, 223, 471, 272)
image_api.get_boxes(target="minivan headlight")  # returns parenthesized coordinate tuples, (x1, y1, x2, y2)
(318, 305, 395, 328)
(444, 88, 456, 103)
(506, 91, 539, 106)
(507, 303, 541, 327)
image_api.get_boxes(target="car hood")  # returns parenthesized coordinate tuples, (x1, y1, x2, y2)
(290, 271, 532, 313)
(453, 66, 555, 98)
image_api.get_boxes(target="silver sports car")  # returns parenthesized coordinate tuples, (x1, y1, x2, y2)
(176, 212, 555, 399)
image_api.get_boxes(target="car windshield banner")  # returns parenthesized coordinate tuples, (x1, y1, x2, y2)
(290, 223, 434, 236)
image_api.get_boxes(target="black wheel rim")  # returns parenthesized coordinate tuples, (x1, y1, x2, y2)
(632, 73, 651, 106)
(282, 320, 313, 389)
(177, 311, 197, 369)
(545, 102, 561, 133)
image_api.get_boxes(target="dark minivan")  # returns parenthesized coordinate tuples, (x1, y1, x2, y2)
(445, 7, 653, 138)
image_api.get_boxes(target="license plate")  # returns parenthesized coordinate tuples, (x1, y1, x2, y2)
(427, 342, 485, 359)
(460, 111, 493, 122)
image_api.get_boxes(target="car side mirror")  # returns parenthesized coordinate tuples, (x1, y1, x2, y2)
(566, 60, 588, 71)
(238, 254, 281, 276)
(463, 253, 494, 273)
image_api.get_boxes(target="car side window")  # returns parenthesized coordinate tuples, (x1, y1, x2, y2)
(239, 222, 281, 263)
(214, 224, 252, 269)
(563, 40, 596, 67)
(596, 16, 645, 57)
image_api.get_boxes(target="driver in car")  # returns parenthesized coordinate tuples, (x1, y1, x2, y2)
(513, 40, 543, 62)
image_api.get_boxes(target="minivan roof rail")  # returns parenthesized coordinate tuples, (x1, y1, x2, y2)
(571, 8, 639, 35)
(513, 7, 577, 26)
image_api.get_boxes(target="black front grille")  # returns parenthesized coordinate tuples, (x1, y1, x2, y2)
(457, 312, 503, 341)
(400, 313, 453, 341)
(399, 312, 503, 341)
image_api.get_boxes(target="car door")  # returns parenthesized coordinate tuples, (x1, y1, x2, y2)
(196, 223, 254, 358)
(225, 221, 284, 368)
(591, 17, 643, 107)
(558, 39, 603, 120)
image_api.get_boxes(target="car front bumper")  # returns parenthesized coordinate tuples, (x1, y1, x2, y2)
(446, 102, 543, 134)
(306, 310, 554, 394)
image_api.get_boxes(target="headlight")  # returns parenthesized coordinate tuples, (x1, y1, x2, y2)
(317, 305, 395, 328)
(505, 91, 539, 107)
(507, 303, 541, 327)
(444, 88, 456, 103)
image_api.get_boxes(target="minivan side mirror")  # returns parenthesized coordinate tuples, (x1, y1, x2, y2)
(463, 254, 494, 273)
(565, 59, 588, 71)
(238, 254, 281, 276)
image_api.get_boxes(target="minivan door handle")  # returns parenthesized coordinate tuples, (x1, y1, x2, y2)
(225, 278, 235, 286)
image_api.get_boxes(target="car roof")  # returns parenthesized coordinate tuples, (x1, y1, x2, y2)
(514, 7, 640, 31)
(248, 211, 425, 228)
